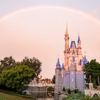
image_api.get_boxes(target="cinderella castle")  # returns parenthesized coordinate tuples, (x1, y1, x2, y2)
(55, 26, 87, 93)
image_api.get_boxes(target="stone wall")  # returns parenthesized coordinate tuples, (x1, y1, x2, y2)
(85, 89, 100, 97)
(26, 86, 47, 97)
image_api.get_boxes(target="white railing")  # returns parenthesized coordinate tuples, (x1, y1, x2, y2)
(28, 82, 55, 87)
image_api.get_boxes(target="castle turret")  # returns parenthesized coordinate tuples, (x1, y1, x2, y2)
(56, 58, 61, 69)
(55, 58, 62, 92)
(61, 63, 65, 78)
(83, 55, 87, 65)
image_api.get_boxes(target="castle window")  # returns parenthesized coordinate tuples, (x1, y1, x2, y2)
(72, 57, 75, 62)
(67, 50, 70, 54)
(72, 50, 75, 54)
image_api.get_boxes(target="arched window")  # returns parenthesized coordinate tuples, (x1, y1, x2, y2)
(93, 93, 98, 99)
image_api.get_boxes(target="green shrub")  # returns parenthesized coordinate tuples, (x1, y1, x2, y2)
(74, 89, 79, 93)
(67, 88, 71, 94)
(62, 87, 66, 91)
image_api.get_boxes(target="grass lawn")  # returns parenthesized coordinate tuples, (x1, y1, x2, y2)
(0, 92, 35, 100)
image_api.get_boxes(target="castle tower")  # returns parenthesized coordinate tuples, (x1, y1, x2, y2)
(61, 63, 65, 78)
(64, 25, 69, 71)
(68, 41, 78, 70)
(61, 63, 65, 88)
(55, 58, 62, 92)
(76, 35, 83, 71)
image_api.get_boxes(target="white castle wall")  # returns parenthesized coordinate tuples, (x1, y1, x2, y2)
(70, 71, 76, 90)
(63, 72, 70, 88)
(76, 71, 85, 92)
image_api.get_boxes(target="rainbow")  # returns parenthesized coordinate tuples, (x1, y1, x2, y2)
(0, 5, 100, 25)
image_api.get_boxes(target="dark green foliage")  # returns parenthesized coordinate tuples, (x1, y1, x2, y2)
(0, 56, 42, 79)
(63, 93, 84, 100)
(52, 75, 55, 84)
(93, 80, 97, 89)
(0, 65, 34, 93)
(84, 59, 100, 86)
(67, 88, 71, 94)
(0, 56, 16, 73)
(19, 57, 42, 78)
(63, 93, 100, 100)
(80, 95, 93, 100)
(74, 89, 79, 93)
(47, 87, 54, 97)
(47, 86, 54, 91)
(85, 84, 89, 89)
(62, 87, 66, 91)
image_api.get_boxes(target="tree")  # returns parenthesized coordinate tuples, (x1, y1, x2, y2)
(0, 65, 34, 93)
(84, 59, 100, 86)
(19, 57, 42, 78)
(0, 56, 16, 72)
(93, 80, 97, 89)
(52, 75, 55, 84)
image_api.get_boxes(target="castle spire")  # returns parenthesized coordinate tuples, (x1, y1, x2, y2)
(55, 58, 61, 71)
(65, 24, 68, 35)
(77, 35, 81, 43)
(56, 58, 61, 67)
(64, 24, 69, 50)
(64, 24, 69, 71)
(77, 33, 82, 54)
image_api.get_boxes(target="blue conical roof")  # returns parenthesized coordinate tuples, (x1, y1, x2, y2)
(61, 63, 65, 70)
(70, 41, 76, 48)
(77, 35, 81, 43)
(83, 55, 87, 64)
(56, 58, 61, 66)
